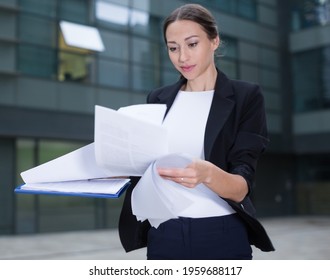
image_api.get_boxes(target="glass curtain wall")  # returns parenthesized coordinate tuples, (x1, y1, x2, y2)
(291, 0, 330, 31)
(292, 47, 330, 112)
(17, 0, 250, 92)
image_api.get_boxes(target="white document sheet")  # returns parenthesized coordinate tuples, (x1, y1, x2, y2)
(132, 153, 235, 228)
(20, 143, 108, 183)
(94, 105, 168, 176)
(131, 154, 193, 228)
(20, 104, 169, 192)
(118, 104, 167, 125)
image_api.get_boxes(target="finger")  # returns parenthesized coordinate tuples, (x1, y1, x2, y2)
(157, 168, 186, 177)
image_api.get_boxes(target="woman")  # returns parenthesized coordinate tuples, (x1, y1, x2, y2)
(119, 3, 274, 260)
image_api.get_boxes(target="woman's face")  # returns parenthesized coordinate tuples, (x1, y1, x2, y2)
(165, 20, 219, 82)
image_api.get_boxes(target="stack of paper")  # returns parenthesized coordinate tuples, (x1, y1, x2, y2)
(132, 153, 235, 228)
(16, 104, 168, 198)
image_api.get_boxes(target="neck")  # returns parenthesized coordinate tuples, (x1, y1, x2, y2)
(184, 66, 217, 92)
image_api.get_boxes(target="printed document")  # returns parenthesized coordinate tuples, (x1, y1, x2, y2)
(18, 104, 168, 197)
(132, 153, 235, 228)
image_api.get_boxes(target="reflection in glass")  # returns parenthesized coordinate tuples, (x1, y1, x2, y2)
(58, 0, 88, 24)
(291, 0, 330, 31)
(19, 14, 56, 47)
(18, 45, 57, 79)
(19, 0, 56, 18)
(59, 21, 105, 52)
(98, 59, 129, 88)
(292, 49, 322, 112)
(96, 1, 129, 26)
(132, 64, 159, 91)
(58, 32, 93, 82)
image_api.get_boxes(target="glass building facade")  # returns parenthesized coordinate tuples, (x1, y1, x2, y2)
(0, 0, 329, 235)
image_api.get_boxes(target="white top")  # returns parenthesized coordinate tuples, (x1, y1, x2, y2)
(161, 90, 235, 219)
(162, 90, 214, 158)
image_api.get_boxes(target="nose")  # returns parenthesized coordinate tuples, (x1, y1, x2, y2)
(178, 47, 189, 62)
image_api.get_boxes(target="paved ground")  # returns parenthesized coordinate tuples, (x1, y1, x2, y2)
(0, 216, 329, 260)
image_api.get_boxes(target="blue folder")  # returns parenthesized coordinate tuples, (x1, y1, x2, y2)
(14, 181, 130, 199)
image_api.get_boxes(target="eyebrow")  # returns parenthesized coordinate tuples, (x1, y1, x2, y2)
(167, 35, 199, 44)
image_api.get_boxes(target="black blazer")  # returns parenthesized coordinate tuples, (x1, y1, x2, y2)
(119, 70, 275, 252)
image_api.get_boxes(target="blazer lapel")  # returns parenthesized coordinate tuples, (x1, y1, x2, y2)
(156, 78, 185, 117)
(204, 71, 235, 160)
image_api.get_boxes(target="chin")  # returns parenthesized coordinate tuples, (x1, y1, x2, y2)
(177, 70, 194, 79)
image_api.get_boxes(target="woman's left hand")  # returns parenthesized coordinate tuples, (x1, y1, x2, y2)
(157, 159, 213, 188)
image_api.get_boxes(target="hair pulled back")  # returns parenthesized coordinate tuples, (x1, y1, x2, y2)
(163, 4, 219, 43)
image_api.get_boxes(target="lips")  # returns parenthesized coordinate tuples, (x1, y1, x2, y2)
(181, 65, 195, 72)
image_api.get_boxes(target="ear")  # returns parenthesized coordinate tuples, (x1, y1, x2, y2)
(212, 36, 220, 51)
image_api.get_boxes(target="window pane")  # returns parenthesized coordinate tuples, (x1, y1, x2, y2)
(38, 140, 85, 164)
(19, 14, 56, 47)
(100, 31, 129, 60)
(213, 0, 237, 14)
(292, 49, 322, 112)
(98, 59, 129, 88)
(38, 196, 95, 232)
(132, 65, 159, 91)
(217, 59, 238, 79)
(297, 155, 330, 182)
(160, 46, 173, 69)
(221, 36, 238, 59)
(323, 47, 330, 105)
(96, 1, 129, 31)
(260, 69, 280, 90)
(161, 68, 180, 85)
(18, 45, 57, 79)
(20, 0, 56, 18)
(58, 51, 94, 82)
(16, 139, 35, 186)
(58, 0, 88, 24)
(238, 0, 257, 20)
(291, 0, 330, 30)
(15, 139, 36, 234)
(132, 37, 159, 66)
(130, 10, 161, 39)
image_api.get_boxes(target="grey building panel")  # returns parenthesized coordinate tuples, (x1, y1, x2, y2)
(0, 75, 15, 105)
(58, 82, 96, 113)
(239, 41, 259, 64)
(216, 12, 278, 47)
(96, 88, 134, 110)
(258, 5, 278, 27)
(16, 78, 58, 110)
(258, 0, 277, 6)
(0, 9, 17, 40)
(266, 113, 282, 134)
(0, 0, 18, 7)
(294, 111, 330, 135)
(290, 25, 330, 52)
(0, 106, 94, 141)
(294, 133, 330, 154)
(0, 42, 16, 72)
(130, 92, 148, 105)
(239, 63, 259, 83)
(260, 68, 280, 89)
(0, 138, 15, 234)
(263, 90, 281, 111)
(260, 47, 280, 69)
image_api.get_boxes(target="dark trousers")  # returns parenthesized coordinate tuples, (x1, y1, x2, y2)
(147, 214, 252, 260)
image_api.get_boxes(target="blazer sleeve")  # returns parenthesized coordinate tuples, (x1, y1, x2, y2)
(228, 82, 269, 193)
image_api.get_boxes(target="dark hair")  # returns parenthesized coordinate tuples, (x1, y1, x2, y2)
(163, 4, 219, 43)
